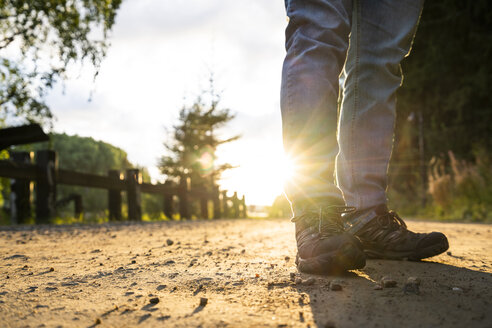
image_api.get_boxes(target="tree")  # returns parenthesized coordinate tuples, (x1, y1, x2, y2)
(159, 90, 239, 194)
(0, 0, 122, 125)
(389, 0, 492, 218)
(396, 0, 491, 161)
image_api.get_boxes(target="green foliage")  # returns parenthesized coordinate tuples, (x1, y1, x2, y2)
(268, 194, 291, 218)
(159, 89, 239, 192)
(426, 149, 492, 221)
(397, 0, 492, 158)
(46, 133, 131, 175)
(0, 0, 122, 125)
(142, 193, 165, 220)
(390, 0, 492, 221)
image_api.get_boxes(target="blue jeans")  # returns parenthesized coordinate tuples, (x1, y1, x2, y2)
(281, 0, 424, 232)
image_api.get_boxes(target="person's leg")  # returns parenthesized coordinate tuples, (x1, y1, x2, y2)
(336, 0, 448, 260)
(336, 0, 424, 231)
(281, 0, 352, 212)
(280, 0, 366, 274)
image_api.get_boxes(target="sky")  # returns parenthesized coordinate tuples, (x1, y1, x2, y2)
(45, 0, 289, 206)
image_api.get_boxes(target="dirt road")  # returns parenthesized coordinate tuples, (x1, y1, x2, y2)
(1, 218, 491, 328)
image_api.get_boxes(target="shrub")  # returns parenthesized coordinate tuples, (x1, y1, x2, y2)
(427, 149, 491, 221)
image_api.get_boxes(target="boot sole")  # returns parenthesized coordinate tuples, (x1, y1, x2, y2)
(364, 238, 449, 261)
(296, 244, 366, 275)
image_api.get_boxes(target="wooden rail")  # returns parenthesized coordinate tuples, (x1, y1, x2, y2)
(1, 150, 247, 224)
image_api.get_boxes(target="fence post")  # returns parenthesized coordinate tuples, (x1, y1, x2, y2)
(200, 194, 208, 219)
(126, 169, 141, 221)
(73, 194, 83, 219)
(35, 150, 57, 224)
(232, 192, 239, 218)
(178, 176, 190, 220)
(213, 186, 221, 219)
(10, 151, 33, 224)
(241, 195, 247, 218)
(163, 180, 174, 219)
(221, 190, 229, 218)
(108, 170, 122, 221)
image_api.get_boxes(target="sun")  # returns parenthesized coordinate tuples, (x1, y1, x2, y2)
(225, 152, 297, 205)
(217, 140, 299, 206)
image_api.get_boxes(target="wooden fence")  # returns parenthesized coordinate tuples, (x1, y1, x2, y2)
(1, 150, 246, 224)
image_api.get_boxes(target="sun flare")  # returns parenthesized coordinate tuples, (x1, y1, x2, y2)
(219, 145, 297, 206)
(278, 154, 296, 187)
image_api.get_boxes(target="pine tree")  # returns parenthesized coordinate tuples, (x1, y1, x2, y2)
(159, 89, 239, 193)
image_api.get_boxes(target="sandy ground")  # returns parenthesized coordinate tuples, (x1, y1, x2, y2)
(0, 218, 491, 328)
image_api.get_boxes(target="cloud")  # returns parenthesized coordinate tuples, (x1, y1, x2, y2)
(112, 0, 225, 38)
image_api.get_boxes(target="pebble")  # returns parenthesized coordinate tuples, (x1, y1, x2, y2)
(95, 318, 101, 325)
(381, 276, 397, 288)
(166, 239, 174, 246)
(403, 282, 420, 294)
(373, 284, 383, 290)
(131, 260, 136, 264)
(284, 256, 290, 261)
(407, 277, 421, 285)
(295, 278, 315, 286)
(149, 297, 160, 304)
(403, 277, 421, 294)
(304, 277, 316, 286)
(452, 287, 463, 292)
(329, 280, 343, 291)
(156, 285, 167, 291)
(49, 267, 54, 272)
(199, 297, 208, 307)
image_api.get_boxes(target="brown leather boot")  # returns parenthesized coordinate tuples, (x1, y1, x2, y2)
(353, 205, 449, 260)
(293, 205, 366, 274)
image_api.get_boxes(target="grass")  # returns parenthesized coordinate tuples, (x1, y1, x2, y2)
(391, 148, 492, 223)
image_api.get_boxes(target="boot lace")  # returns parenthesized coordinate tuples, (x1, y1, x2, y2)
(365, 210, 411, 244)
(376, 210, 407, 231)
(291, 205, 354, 238)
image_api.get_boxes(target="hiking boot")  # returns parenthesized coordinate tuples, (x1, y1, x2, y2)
(353, 205, 449, 260)
(293, 205, 366, 274)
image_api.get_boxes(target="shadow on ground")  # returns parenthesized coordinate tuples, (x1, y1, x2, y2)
(295, 259, 492, 328)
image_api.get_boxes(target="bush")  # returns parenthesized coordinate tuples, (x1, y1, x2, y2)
(427, 149, 491, 221)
